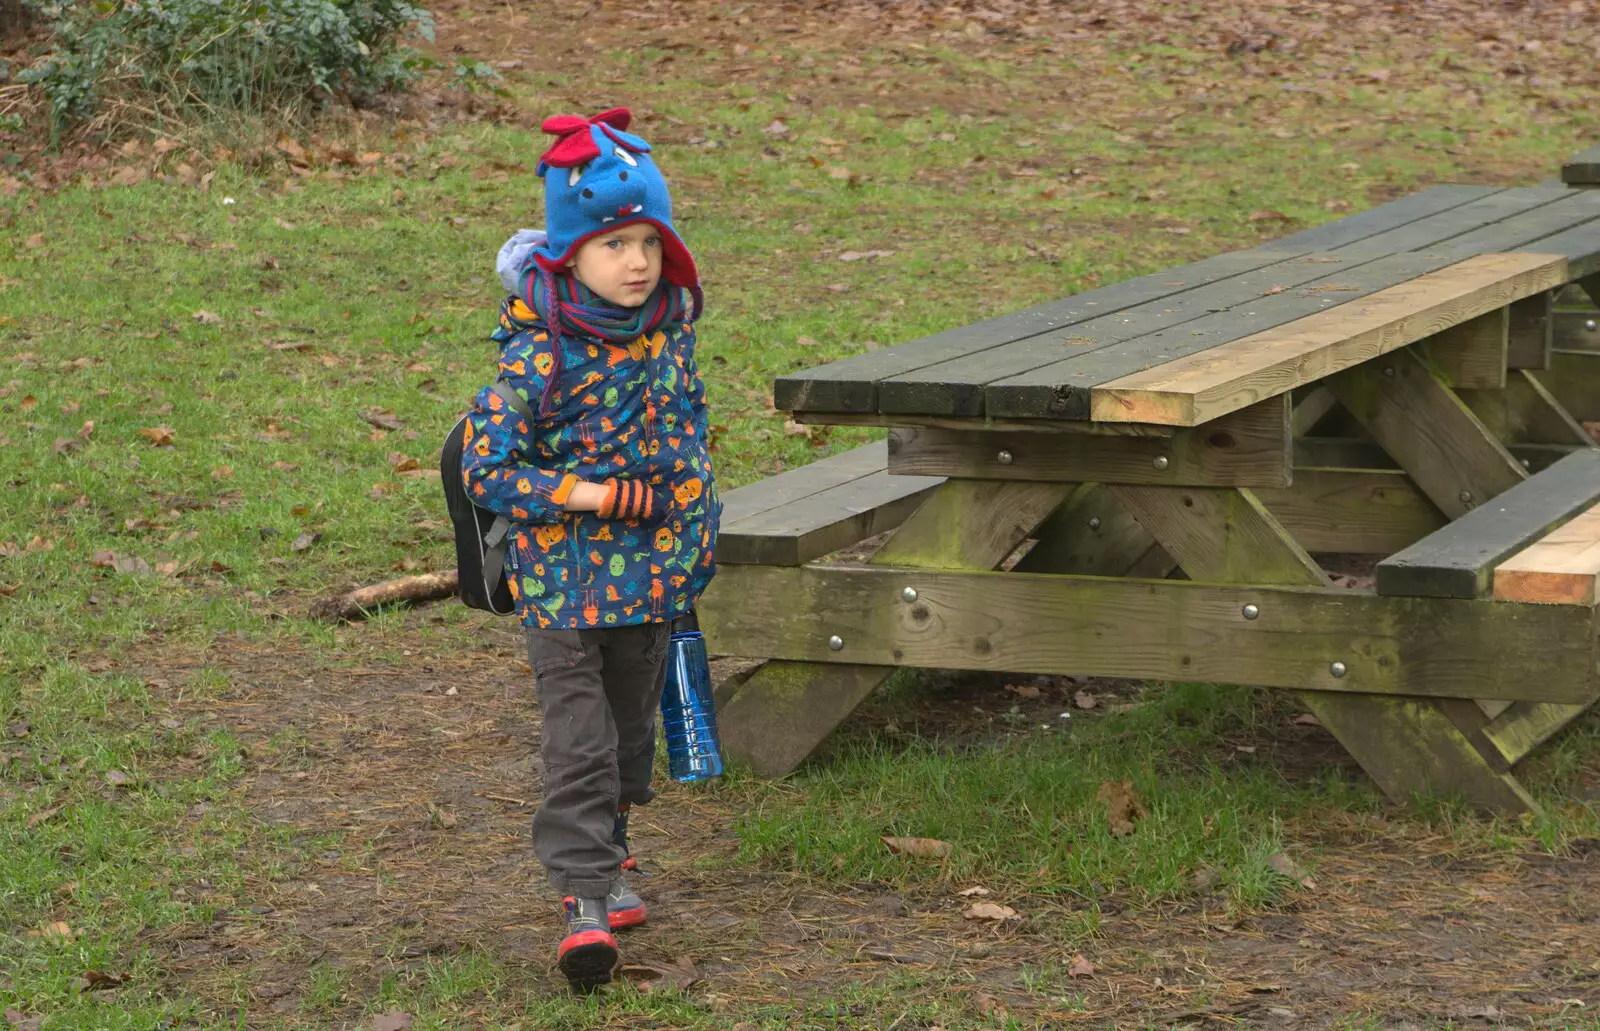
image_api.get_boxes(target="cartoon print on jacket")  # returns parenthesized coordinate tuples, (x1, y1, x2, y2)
(459, 297, 720, 629)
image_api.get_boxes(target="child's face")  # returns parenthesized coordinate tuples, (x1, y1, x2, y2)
(566, 223, 663, 307)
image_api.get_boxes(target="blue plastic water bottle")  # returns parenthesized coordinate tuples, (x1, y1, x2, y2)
(660, 610, 724, 782)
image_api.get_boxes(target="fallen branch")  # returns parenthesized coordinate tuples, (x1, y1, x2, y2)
(309, 569, 459, 622)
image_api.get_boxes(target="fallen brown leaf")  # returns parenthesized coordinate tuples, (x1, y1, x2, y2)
(361, 409, 404, 431)
(1073, 689, 1098, 709)
(976, 992, 1008, 1018)
(79, 970, 130, 991)
(369, 1013, 413, 1031)
(881, 836, 952, 859)
(956, 885, 990, 897)
(1068, 953, 1096, 978)
(619, 955, 701, 992)
(104, 769, 134, 788)
(191, 310, 223, 325)
(962, 901, 1018, 922)
(1266, 852, 1317, 890)
(291, 532, 321, 552)
(1005, 683, 1041, 699)
(1096, 779, 1146, 837)
(137, 426, 176, 447)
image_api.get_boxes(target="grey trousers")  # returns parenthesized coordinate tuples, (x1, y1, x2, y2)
(525, 622, 670, 898)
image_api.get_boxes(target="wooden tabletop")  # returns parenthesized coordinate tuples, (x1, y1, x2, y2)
(777, 185, 1600, 427)
(1564, 143, 1600, 187)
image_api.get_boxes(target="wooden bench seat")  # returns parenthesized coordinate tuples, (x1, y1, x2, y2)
(716, 441, 943, 565)
(1564, 143, 1600, 188)
(1374, 449, 1600, 598)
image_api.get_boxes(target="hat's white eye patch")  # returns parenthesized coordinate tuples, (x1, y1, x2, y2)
(613, 146, 638, 167)
(567, 163, 590, 187)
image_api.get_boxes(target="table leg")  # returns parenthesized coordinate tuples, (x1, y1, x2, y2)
(1113, 483, 1540, 814)
(716, 480, 1074, 777)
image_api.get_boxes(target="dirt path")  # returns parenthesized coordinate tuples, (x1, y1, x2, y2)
(117, 611, 1600, 1027)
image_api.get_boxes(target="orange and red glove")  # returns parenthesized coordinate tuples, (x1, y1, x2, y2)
(598, 478, 669, 524)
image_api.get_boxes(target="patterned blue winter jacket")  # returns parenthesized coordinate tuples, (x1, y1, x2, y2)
(459, 297, 720, 629)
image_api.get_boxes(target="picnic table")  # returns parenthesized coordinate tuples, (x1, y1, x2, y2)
(697, 165, 1600, 814)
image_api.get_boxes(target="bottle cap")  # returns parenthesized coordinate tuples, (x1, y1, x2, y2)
(671, 609, 700, 634)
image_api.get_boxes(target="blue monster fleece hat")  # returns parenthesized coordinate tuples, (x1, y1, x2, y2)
(530, 108, 699, 290)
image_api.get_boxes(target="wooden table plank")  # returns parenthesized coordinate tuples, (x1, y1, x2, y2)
(1563, 143, 1600, 187)
(1256, 467, 1446, 554)
(1424, 307, 1509, 390)
(1374, 449, 1600, 598)
(1493, 501, 1600, 605)
(881, 188, 1559, 418)
(990, 190, 1600, 421)
(772, 186, 1499, 414)
(1087, 253, 1567, 426)
(1553, 309, 1600, 352)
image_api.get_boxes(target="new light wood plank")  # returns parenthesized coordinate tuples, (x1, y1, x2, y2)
(1492, 501, 1600, 605)
(1088, 252, 1567, 426)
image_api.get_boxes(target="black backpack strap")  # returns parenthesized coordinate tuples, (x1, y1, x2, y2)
(490, 380, 535, 423)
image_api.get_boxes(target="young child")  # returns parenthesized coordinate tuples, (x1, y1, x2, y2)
(459, 107, 720, 990)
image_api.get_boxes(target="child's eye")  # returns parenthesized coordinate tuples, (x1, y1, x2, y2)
(613, 147, 639, 167)
(646, 236, 661, 247)
(567, 163, 590, 187)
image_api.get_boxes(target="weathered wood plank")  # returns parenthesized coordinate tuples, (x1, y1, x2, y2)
(1374, 448, 1600, 598)
(886, 396, 1291, 487)
(1293, 437, 1587, 473)
(714, 661, 894, 778)
(1291, 386, 1342, 437)
(1328, 347, 1527, 521)
(885, 190, 1571, 418)
(1458, 370, 1593, 447)
(1014, 484, 1174, 577)
(718, 440, 893, 526)
(1482, 701, 1591, 765)
(1089, 253, 1566, 426)
(773, 187, 1502, 414)
(988, 189, 1600, 420)
(1506, 291, 1554, 369)
(698, 564, 1600, 703)
(1563, 143, 1600, 187)
(1423, 306, 1509, 390)
(717, 468, 944, 566)
(1538, 351, 1600, 423)
(1493, 501, 1600, 605)
(1113, 485, 1326, 585)
(1256, 468, 1446, 555)
(1552, 309, 1600, 353)
(871, 479, 1078, 571)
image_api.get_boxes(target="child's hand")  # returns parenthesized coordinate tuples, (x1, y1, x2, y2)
(597, 478, 675, 525)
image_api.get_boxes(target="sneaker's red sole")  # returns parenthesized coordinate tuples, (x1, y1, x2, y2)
(558, 935, 617, 991)
(608, 904, 648, 930)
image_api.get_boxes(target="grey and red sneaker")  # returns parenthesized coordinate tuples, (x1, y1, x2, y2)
(557, 895, 617, 991)
(606, 871, 647, 929)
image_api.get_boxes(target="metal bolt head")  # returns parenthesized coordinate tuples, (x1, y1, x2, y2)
(997, 449, 1014, 465)
(1458, 489, 1474, 505)
(827, 635, 844, 651)
(1330, 661, 1348, 678)
(1587, 319, 1597, 332)
(1242, 603, 1260, 620)
(901, 587, 918, 603)
(1152, 455, 1170, 471)
(1383, 366, 1396, 378)
(1088, 516, 1102, 531)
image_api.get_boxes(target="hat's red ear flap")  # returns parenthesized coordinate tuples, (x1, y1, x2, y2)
(591, 107, 632, 132)
(541, 114, 592, 137)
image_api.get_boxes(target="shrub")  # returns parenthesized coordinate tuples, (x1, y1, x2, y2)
(18, 0, 433, 138)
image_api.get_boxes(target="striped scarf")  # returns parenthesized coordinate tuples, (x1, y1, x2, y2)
(520, 267, 704, 415)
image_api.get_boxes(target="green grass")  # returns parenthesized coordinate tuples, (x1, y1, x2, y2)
(3, 11, 1600, 1029)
